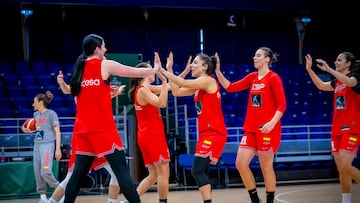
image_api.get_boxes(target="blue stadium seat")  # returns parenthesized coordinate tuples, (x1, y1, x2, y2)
(32, 61, 48, 75)
(56, 107, 74, 118)
(19, 74, 37, 86)
(64, 95, 76, 114)
(50, 96, 65, 108)
(171, 63, 181, 75)
(237, 63, 251, 76)
(37, 74, 55, 86)
(178, 153, 194, 186)
(6, 86, 24, 99)
(221, 152, 237, 171)
(2, 73, 19, 86)
(14, 61, 31, 74)
(12, 97, 31, 110)
(289, 162, 307, 170)
(19, 134, 35, 147)
(0, 85, 6, 97)
(308, 162, 323, 169)
(63, 62, 74, 76)
(222, 104, 235, 116)
(16, 108, 34, 119)
(45, 85, 60, 96)
(0, 109, 15, 118)
(230, 116, 244, 127)
(23, 85, 42, 97)
(0, 134, 18, 146)
(223, 117, 232, 128)
(0, 97, 12, 109)
(0, 61, 13, 75)
(48, 61, 62, 75)
(274, 163, 289, 171)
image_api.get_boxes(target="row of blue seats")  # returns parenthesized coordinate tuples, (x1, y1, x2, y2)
(0, 106, 75, 121)
(1, 73, 58, 88)
(0, 61, 74, 76)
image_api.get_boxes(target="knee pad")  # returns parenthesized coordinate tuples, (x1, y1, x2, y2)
(103, 164, 119, 186)
(191, 156, 210, 187)
(59, 170, 73, 189)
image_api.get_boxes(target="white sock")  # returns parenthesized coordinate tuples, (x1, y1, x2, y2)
(342, 193, 351, 203)
(40, 194, 47, 201)
(48, 197, 58, 203)
(108, 198, 120, 203)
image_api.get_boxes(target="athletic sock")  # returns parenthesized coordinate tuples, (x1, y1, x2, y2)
(248, 188, 260, 203)
(204, 199, 212, 203)
(159, 199, 167, 203)
(108, 198, 120, 203)
(40, 194, 47, 201)
(342, 193, 351, 203)
(266, 191, 275, 203)
(48, 198, 59, 203)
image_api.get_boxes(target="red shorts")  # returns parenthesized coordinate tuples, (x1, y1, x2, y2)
(76, 131, 124, 157)
(239, 127, 281, 153)
(194, 130, 227, 165)
(331, 133, 360, 156)
(138, 140, 170, 167)
(68, 152, 108, 171)
(67, 134, 77, 170)
(68, 134, 108, 170)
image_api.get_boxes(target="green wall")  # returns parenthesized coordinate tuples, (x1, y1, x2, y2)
(106, 53, 142, 114)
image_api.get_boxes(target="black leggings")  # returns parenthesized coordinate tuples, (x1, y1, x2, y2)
(105, 149, 140, 203)
(64, 149, 140, 203)
(64, 154, 94, 203)
(191, 156, 211, 188)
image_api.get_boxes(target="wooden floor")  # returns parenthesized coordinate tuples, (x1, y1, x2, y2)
(1, 182, 359, 203)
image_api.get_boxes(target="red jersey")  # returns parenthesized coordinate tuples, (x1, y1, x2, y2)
(73, 58, 117, 134)
(134, 85, 166, 142)
(194, 78, 227, 136)
(226, 71, 286, 133)
(330, 72, 360, 135)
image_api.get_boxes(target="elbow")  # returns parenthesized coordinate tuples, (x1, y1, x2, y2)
(159, 103, 167, 108)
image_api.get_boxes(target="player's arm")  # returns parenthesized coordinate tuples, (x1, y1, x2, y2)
(57, 70, 71, 94)
(53, 125, 62, 161)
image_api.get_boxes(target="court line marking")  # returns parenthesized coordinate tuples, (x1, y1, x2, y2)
(275, 185, 337, 203)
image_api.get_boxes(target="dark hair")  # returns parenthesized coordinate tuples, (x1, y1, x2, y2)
(36, 91, 54, 108)
(196, 53, 217, 75)
(259, 47, 279, 67)
(70, 34, 104, 97)
(341, 52, 360, 73)
(128, 62, 150, 101)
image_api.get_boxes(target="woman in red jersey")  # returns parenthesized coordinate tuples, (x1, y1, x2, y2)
(305, 52, 360, 203)
(63, 33, 160, 203)
(48, 70, 125, 203)
(127, 52, 173, 203)
(160, 53, 228, 203)
(215, 47, 286, 203)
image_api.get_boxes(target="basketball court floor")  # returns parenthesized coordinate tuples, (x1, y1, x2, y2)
(1, 182, 359, 203)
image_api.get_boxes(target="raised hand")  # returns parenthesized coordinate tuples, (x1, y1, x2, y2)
(304, 54, 313, 71)
(215, 52, 221, 72)
(315, 58, 330, 72)
(153, 52, 161, 73)
(178, 55, 192, 78)
(57, 70, 65, 85)
(166, 52, 174, 72)
(157, 72, 167, 83)
(110, 84, 126, 98)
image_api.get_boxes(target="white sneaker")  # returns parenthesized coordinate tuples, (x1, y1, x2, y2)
(38, 199, 47, 203)
(119, 200, 129, 203)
